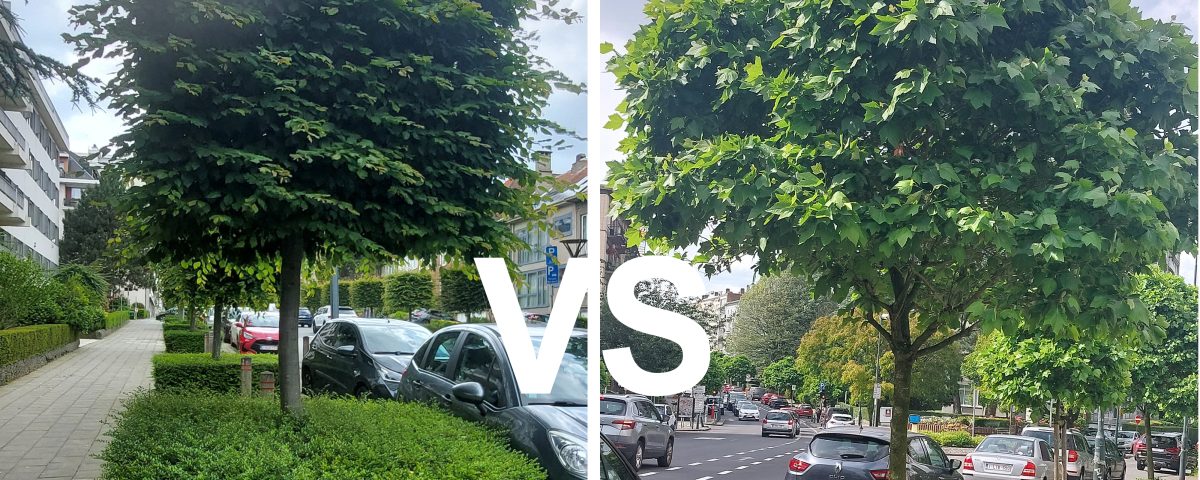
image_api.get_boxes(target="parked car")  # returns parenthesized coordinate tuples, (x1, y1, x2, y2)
(301, 318, 432, 399)
(794, 403, 815, 419)
(1021, 426, 1095, 480)
(762, 392, 778, 405)
(736, 401, 760, 421)
(725, 391, 747, 413)
(785, 427, 963, 480)
(312, 305, 358, 332)
(1115, 430, 1138, 453)
(826, 413, 855, 428)
(600, 432, 640, 480)
(232, 311, 281, 354)
(156, 307, 178, 320)
(762, 409, 799, 438)
(1135, 433, 1192, 473)
(1086, 435, 1128, 480)
(408, 308, 453, 323)
(770, 397, 791, 409)
(599, 394, 674, 471)
(297, 307, 313, 328)
(654, 403, 678, 428)
(964, 434, 1054, 480)
(748, 386, 766, 400)
(397, 323, 587, 479)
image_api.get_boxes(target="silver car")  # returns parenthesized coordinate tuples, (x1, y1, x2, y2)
(964, 435, 1054, 480)
(763, 409, 799, 438)
(784, 427, 963, 480)
(1114, 431, 1137, 453)
(600, 394, 674, 471)
(1022, 426, 1095, 480)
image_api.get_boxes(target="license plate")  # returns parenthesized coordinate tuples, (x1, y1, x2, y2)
(259, 345, 278, 351)
(983, 463, 1011, 473)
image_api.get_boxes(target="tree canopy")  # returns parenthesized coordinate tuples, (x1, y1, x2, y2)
(1129, 265, 1198, 422)
(727, 273, 838, 368)
(605, 0, 1196, 475)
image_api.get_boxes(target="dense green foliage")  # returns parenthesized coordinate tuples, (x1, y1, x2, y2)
(348, 277, 384, 315)
(1129, 266, 1198, 422)
(383, 271, 435, 316)
(105, 310, 131, 331)
(728, 273, 838, 368)
(722, 355, 756, 387)
(162, 331, 208, 353)
(439, 267, 489, 314)
(925, 431, 983, 448)
(59, 176, 154, 300)
(699, 351, 729, 393)
(0, 324, 75, 368)
(151, 354, 280, 393)
(425, 319, 460, 332)
(0, 253, 106, 333)
(100, 392, 546, 479)
(760, 358, 805, 394)
(301, 283, 325, 312)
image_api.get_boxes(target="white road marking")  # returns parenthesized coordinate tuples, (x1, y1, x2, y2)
(718, 471, 732, 475)
(695, 437, 727, 440)
(640, 473, 657, 477)
(696, 477, 713, 480)
(736, 466, 749, 470)
(668, 467, 682, 471)
(736, 451, 745, 455)
(724, 454, 733, 457)
(752, 462, 762, 465)
(689, 462, 702, 466)
(707, 458, 719, 462)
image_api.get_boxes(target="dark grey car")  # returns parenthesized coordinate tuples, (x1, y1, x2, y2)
(784, 427, 963, 480)
(397, 324, 587, 480)
(301, 318, 431, 399)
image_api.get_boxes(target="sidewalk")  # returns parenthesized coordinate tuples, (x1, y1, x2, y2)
(0, 319, 162, 480)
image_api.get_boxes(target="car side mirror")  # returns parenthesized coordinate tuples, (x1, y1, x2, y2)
(452, 382, 485, 405)
(951, 459, 962, 470)
(336, 344, 355, 355)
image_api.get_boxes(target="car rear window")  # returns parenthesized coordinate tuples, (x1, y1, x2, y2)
(977, 437, 1037, 457)
(1024, 430, 1053, 444)
(810, 434, 889, 462)
(600, 399, 627, 416)
(833, 414, 853, 421)
(767, 412, 791, 420)
(1151, 436, 1179, 449)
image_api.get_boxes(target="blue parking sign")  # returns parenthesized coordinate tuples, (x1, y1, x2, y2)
(547, 264, 560, 284)
(545, 246, 558, 265)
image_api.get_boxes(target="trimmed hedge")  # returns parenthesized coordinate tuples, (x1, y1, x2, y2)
(163, 331, 207, 353)
(0, 324, 75, 368)
(383, 271, 434, 315)
(349, 277, 384, 314)
(105, 310, 131, 330)
(151, 354, 280, 393)
(101, 392, 545, 479)
(927, 431, 984, 448)
(425, 319, 459, 332)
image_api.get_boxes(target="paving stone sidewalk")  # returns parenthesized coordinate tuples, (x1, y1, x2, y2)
(0, 319, 162, 480)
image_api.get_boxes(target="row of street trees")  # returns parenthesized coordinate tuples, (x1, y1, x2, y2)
(69, 0, 573, 414)
(606, 0, 1197, 477)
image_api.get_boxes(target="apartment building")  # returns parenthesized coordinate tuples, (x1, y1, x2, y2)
(0, 15, 68, 269)
(60, 151, 99, 210)
(509, 151, 588, 317)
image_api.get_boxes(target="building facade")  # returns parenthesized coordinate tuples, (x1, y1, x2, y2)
(60, 151, 99, 210)
(510, 152, 588, 317)
(698, 288, 745, 351)
(0, 14, 68, 269)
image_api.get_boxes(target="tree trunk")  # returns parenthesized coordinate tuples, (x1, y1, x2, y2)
(1145, 409, 1155, 480)
(210, 299, 224, 360)
(890, 351, 914, 480)
(278, 237, 304, 416)
(1055, 402, 1067, 480)
(188, 302, 197, 331)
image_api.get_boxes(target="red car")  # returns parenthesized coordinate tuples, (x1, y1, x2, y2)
(234, 311, 281, 354)
(762, 393, 778, 405)
(792, 404, 815, 417)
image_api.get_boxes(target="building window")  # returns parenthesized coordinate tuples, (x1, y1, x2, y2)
(552, 212, 573, 237)
(580, 214, 587, 240)
(518, 270, 548, 309)
(515, 226, 549, 265)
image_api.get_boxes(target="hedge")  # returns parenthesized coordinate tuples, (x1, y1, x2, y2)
(926, 431, 984, 448)
(100, 392, 545, 479)
(383, 271, 434, 315)
(163, 331, 207, 353)
(425, 319, 459, 332)
(151, 354, 280, 393)
(439, 267, 488, 313)
(0, 324, 75, 368)
(105, 310, 131, 331)
(350, 277, 384, 314)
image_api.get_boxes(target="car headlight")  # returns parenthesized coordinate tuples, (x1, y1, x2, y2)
(242, 331, 253, 340)
(378, 365, 404, 382)
(548, 430, 586, 478)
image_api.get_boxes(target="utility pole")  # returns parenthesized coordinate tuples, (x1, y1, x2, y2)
(1094, 407, 1102, 479)
(1179, 416, 1188, 480)
(872, 336, 881, 427)
(330, 271, 340, 320)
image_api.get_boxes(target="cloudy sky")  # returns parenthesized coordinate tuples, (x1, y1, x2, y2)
(12, 0, 587, 173)
(597, 0, 1199, 291)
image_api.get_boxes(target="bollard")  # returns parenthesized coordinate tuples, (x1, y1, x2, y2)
(204, 332, 213, 353)
(303, 336, 311, 355)
(240, 357, 252, 397)
(259, 371, 276, 395)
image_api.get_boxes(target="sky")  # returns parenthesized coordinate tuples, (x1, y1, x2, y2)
(11, 1, 588, 173)
(597, 0, 1199, 291)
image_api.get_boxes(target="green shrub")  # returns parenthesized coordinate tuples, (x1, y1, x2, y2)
(0, 252, 53, 330)
(383, 271, 434, 315)
(160, 314, 184, 324)
(440, 266, 487, 313)
(926, 431, 983, 448)
(163, 331, 207, 353)
(105, 310, 131, 330)
(0, 324, 75, 367)
(101, 392, 545, 479)
(135, 308, 148, 318)
(425, 319, 459, 332)
(162, 324, 195, 332)
(349, 277, 384, 314)
(151, 354, 280, 393)
(302, 283, 325, 312)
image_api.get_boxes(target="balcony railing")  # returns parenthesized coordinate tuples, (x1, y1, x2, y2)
(0, 111, 25, 152)
(0, 170, 17, 202)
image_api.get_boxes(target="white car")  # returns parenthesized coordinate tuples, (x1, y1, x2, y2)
(825, 413, 855, 428)
(736, 401, 760, 421)
(312, 305, 358, 332)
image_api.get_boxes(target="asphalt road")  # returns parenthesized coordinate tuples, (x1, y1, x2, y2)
(636, 404, 819, 479)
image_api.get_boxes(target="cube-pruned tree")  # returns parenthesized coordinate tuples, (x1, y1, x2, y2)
(605, 0, 1197, 476)
(71, 0, 569, 415)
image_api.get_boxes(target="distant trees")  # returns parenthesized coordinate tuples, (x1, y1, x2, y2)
(727, 273, 837, 369)
(601, 280, 722, 374)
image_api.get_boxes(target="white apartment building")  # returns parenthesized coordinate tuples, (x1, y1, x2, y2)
(510, 152, 588, 318)
(0, 14, 68, 269)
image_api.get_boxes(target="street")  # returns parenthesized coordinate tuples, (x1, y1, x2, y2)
(637, 404, 817, 479)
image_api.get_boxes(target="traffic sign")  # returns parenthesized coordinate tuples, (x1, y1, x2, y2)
(691, 385, 705, 395)
(545, 246, 558, 265)
(545, 246, 560, 284)
(873, 383, 882, 400)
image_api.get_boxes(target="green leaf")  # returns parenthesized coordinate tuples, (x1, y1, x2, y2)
(1039, 277, 1056, 296)
(599, 42, 614, 54)
(1034, 209, 1058, 227)
(1080, 187, 1108, 207)
(964, 88, 992, 108)
(744, 56, 763, 82)
(978, 4, 1009, 32)
(603, 113, 624, 130)
(889, 227, 913, 247)
(838, 221, 865, 245)
(932, 1, 954, 18)
(896, 179, 915, 194)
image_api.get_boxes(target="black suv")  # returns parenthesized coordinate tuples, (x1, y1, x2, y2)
(298, 307, 313, 328)
(398, 323, 587, 479)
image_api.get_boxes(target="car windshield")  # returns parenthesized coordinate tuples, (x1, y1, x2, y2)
(1118, 432, 1136, 439)
(246, 313, 279, 328)
(978, 437, 1037, 457)
(767, 412, 791, 420)
(1024, 430, 1053, 444)
(360, 325, 431, 355)
(600, 399, 626, 415)
(522, 335, 586, 406)
(738, 402, 755, 409)
(810, 434, 889, 462)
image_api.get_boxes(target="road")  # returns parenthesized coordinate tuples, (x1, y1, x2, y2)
(636, 403, 818, 479)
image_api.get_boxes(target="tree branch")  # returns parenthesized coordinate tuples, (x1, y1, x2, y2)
(916, 321, 980, 357)
(863, 310, 895, 349)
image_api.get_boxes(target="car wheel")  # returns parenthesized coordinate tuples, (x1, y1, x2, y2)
(657, 438, 673, 467)
(632, 441, 644, 472)
(1136, 462, 1144, 471)
(354, 384, 370, 399)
